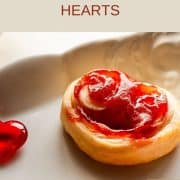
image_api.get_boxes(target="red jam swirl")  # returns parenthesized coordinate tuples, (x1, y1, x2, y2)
(74, 69, 168, 139)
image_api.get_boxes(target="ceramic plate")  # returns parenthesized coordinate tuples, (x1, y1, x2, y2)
(0, 32, 180, 180)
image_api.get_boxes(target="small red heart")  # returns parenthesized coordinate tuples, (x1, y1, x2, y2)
(0, 120, 28, 164)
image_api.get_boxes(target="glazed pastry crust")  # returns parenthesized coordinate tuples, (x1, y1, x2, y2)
(61, 80, 180, 165)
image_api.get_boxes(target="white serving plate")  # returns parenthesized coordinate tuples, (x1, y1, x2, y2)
(0, 32, 180, 180)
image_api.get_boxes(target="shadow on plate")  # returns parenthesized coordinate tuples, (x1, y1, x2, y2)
(0, 32, 180, 117)
(0, 37, 125, 116)
(0, 150, 25, 168)
(62, 129, 179, 180)
(0, 55, 69, 117)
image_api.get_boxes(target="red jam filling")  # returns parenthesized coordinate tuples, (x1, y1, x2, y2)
(74, 69, 168, 139)
(0, 120, 28, 164)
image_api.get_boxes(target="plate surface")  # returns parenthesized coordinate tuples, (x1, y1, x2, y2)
(0, 32, 180, 180)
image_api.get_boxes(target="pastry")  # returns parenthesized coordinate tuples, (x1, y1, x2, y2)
(61, 69, 180, 165)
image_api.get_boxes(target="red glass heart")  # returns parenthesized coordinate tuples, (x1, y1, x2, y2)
(0, 120, 28, 164)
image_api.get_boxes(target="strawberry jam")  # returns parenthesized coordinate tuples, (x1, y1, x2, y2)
(0, 120, 28, 164)
(74, 69, 168, 139)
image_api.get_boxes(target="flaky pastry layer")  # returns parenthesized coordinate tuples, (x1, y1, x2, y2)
(61, 80, 180, 165)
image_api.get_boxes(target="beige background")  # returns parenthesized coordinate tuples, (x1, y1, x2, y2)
(0, 0, 180, 31)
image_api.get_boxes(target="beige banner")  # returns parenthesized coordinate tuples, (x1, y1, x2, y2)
(0, 0, 180, 31)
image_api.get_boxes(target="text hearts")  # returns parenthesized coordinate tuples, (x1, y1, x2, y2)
(0, 120, 28, 164)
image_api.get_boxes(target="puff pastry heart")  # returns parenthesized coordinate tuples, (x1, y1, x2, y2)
(61, 69, 180, 165)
